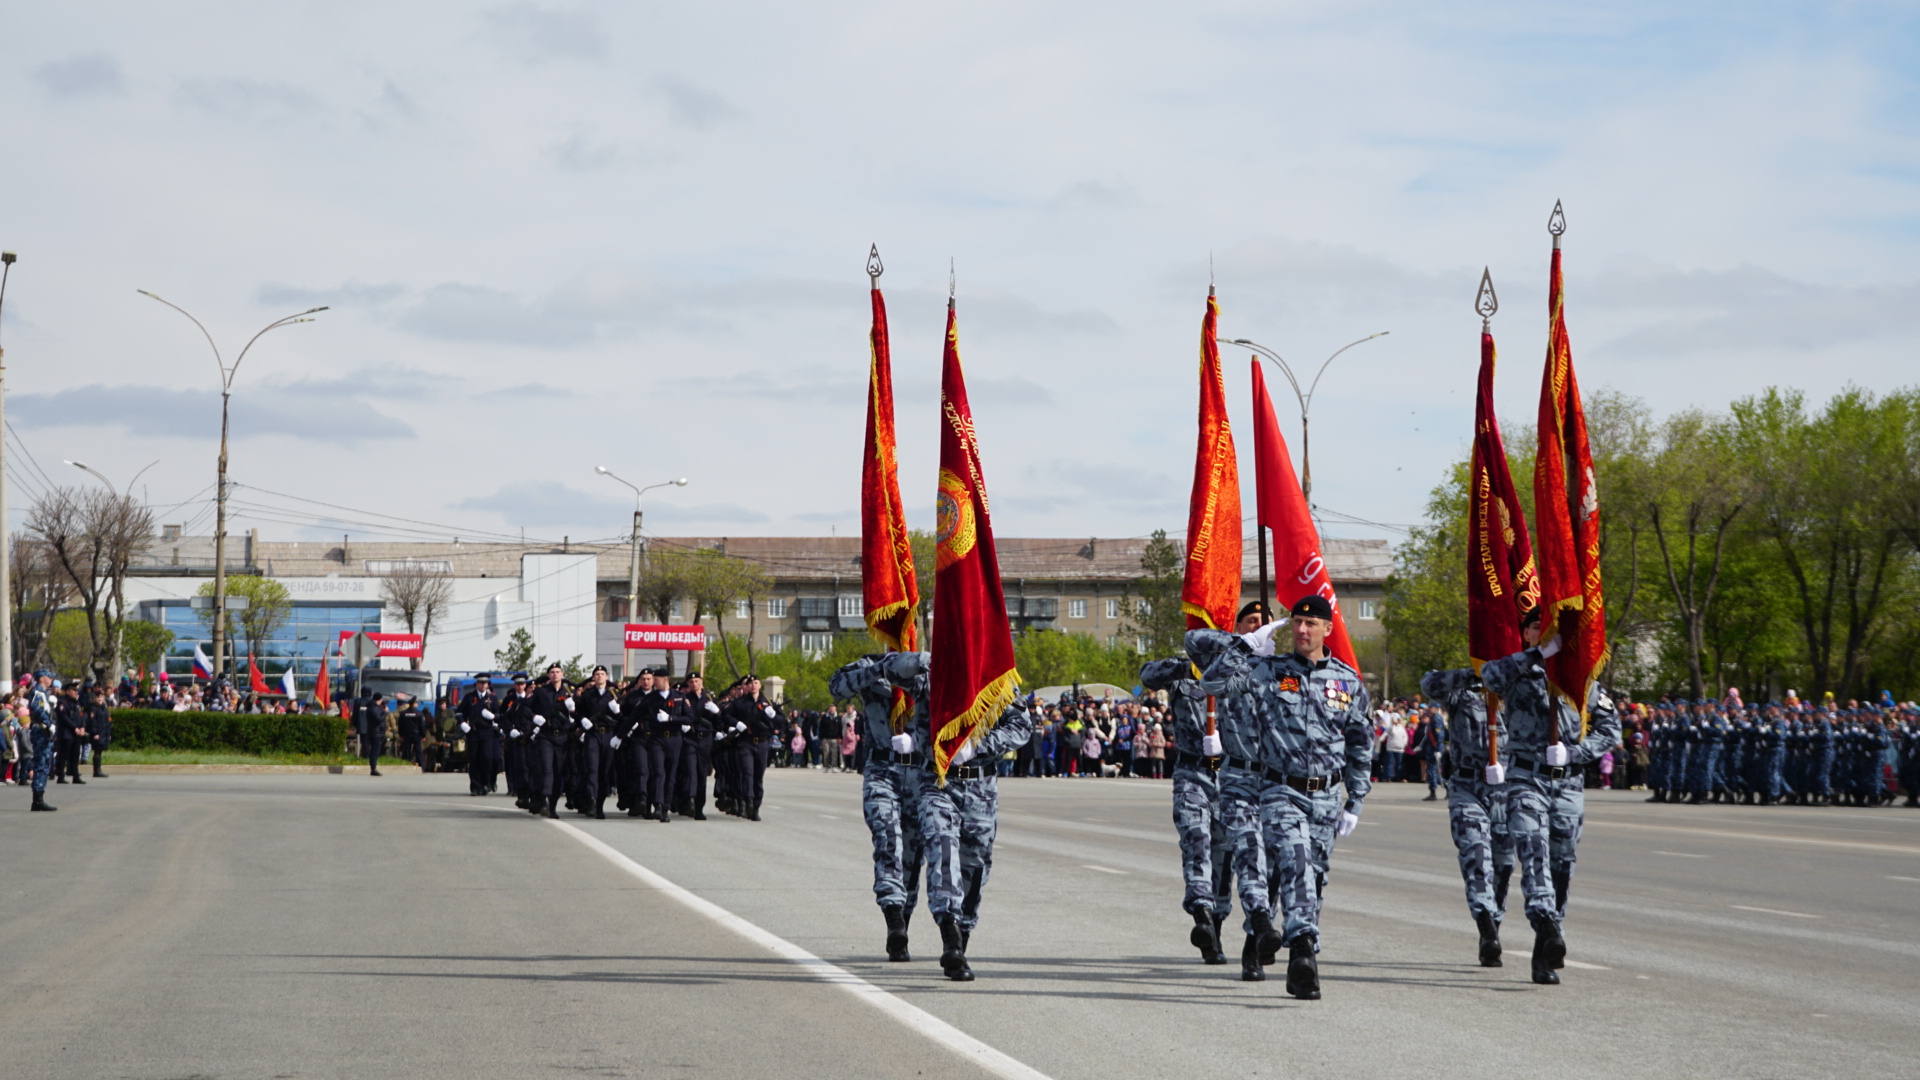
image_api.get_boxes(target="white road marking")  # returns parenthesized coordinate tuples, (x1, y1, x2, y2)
(1587, 819, 1920, 856)
(1563, 960, 1610, 970)
(1731, 905, 1822, 919)
(818, 814, 841, 820)
(1888, 875, 1920, 883)
(547, 817, 1055, 1080)
(1081, 864, 1127, 875)
(1653, 851, 1708, 858)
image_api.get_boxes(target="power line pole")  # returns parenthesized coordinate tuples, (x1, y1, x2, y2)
(0, 251, 16, 685)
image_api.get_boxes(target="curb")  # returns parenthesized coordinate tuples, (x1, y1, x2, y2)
(89, 764, 431, 776)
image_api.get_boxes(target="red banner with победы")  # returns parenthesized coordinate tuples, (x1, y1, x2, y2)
(623, 624, 708, 651)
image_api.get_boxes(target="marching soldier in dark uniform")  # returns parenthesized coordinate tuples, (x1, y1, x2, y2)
(647, 669, 686, 822)
(527, 664, 575, 818)
(574, 665, 620, 819)
(612, 670, 652, 816)
(457, 674, 502, 796)
(676, 673, 720, 820)
(501, 674, 535, 806)
(735, 676, 781, 821)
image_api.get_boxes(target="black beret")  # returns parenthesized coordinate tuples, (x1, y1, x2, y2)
(1289, 594, 1333, 622)
(1236, 600, 1269, 621)
(1520, 606, 1542, 628)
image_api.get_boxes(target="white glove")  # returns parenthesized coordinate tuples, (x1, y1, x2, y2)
(657, 710, 669, 723)
(580, 716, 593, 731)
(681, 723, 691, 732)
(534, 715, 546, 727)
(509, 729, 521, 739)
(459, 722, 471, 733)
(609, 701, 620, 715)
(763, 705, 776, 719)
(891, 732, 914, 753)
(704, 701, 720, 715)
(1240, 619, 1284, 657)
(610, 736, 622, 749)
(563, 698, 575, 712)
(1201, 733, 1223, 756)
(480, 709, 495, 720)
(1336, 810, 1360, 838)
(735, 721, 748, 734)
(1484, 763, 1506, 784)
(950, 742, 977, 766)
(1539, 635, 1563, 659)
(1545, 744, 1569, 767)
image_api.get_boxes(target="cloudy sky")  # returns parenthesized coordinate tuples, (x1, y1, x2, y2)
(3, 2, 1916, 549)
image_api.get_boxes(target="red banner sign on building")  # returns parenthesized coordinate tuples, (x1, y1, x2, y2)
(623, 624, 708, 650)
(334, 631, 425, 658)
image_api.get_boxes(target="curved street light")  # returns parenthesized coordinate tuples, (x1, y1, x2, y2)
(139, 290, 325, 678)
(65, 458, 161, 497)
(596, 467, 688, 674)
(1226, 332, 1388, 505)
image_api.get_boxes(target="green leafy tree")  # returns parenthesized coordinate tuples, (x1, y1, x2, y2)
(1382, 461, 1471, 680)
(121, 620, 176, 686)
(1123, 529, 1184, 659)
(196, 575, 293, 668)
(1012, 629, 1143, 690)
(492, 627, 538, 672)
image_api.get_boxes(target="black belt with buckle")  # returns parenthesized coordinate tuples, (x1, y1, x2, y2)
(927, 763, 989, 781)
(878, 748, 927, 768)
(1222, 755, 1335, 793)
(1510, 754, 1569, 780)
(1171, 750, 1219, 771)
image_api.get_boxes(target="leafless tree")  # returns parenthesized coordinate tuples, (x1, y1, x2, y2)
(380, 562, 453, 670)
(10, 534, 72, 675)
(27, 486, 155, 683)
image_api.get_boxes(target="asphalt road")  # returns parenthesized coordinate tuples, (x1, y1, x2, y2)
(2, 769, 1915, 1079)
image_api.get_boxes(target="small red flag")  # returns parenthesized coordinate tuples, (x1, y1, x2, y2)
(1467, 324, 1541, 671)
(928, 295, 1019, 782)
(861, 256, 920, 654)
(1250, 361, 1359, 671)
(315, 650, 332, 710)
(1181, 289, 1242, 631)
(1534, 236, 1608, 729)
(248, 654, 270, 695)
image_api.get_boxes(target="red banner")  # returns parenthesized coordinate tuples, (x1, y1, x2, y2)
(1468, 326, 1540, 671)
(335, 631, 425, 658)
(1181, 289, 1242, 632)
(248, 654, 270, 694)
(862, 275, 920, 652)
(928, 296, 1019, 783)
(623, 624, 708, 650)
(1534, 242, 1608, 728)
(1250, 360, 1358, 671)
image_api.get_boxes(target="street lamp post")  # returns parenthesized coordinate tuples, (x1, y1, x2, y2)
(595, 468, 687, 676)
(0, 250, 16, 685)
(139, 291, 324, 678)
(1227, 332, 1388, 506)
(65, 459, 161, 496)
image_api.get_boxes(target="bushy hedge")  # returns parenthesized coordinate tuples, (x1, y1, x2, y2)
(109, 709, 350, 756)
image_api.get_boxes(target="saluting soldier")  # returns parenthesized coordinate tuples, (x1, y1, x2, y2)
(457, 674, 502, 796)
(1479, 610, 1621, 985)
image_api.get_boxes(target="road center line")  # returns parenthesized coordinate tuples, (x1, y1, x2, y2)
(1586, 820, 1920, 857)
(1563, 960, 1610, 970)
(1081, 865, 1127, 875)
(545, 817, 1055, 1080)
(1730, 905, 1822, 919)
(1653, 851, 1709, 858)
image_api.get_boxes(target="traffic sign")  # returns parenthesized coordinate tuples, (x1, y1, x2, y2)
(343, 631, 381, 669)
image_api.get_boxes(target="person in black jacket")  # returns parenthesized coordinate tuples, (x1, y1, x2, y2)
(613, 671, 652, 816)
(55, 684, 88, 785)
(355, 692, 389, 776)
(734, 676, 780, 821)
(643, 669, 684, 822)
(395, 694, 426, 769)
(457, 675, 502, 796)
(526, 664, 574, 817)
(676, 673, 721, 820)
(86, 687, 112, 779)
(500, 674, 535, 806)
(573, 665, 619, 819)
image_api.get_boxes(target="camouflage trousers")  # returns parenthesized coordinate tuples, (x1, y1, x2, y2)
(1220, 768, 1341, 945)
(862, 760, 925, 911)
(1171, 766, 1232, 919)
(29, 726, 55, 795)
(917, 774, 998, 932)
(1446, 774, 1515, 922)
(1504, 770, 1584, 929)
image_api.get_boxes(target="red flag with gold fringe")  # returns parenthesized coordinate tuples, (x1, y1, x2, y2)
(1467, 307, 1540, 672)
(1181, 288, 1242, 631)
(1533, 217, 1608, 728)
(1249, 361, 1358, 671)
(861, 248, 920, 655)
(927, 294, 1018, 783)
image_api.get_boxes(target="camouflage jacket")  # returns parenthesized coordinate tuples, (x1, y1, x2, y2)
(1139, 657, 1207, 756)
(1478, 646, 1621, 765)
(1420, 667, 1503, 772)
(828, 651, 929, 746)
(1188, 629, 1374, 811)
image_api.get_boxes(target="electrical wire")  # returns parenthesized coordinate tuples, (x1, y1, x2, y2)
(5, 421, 59, 493)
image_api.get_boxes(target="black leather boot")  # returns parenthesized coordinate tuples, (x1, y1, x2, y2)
(1475, 911, 1503, 967)
(746, 800, 761, 821)
(1239, 933, 1264, 981)
(32, 790, 56, 811)
(883, 905, 911, 962)
(1285, 935, 1320, 1000)
(1494, 866, 1513, 916)
(1531, 918, 1565, 985)
(936, 916, 973, 981)
(1189, 908, 1225, 964)
(1250, 909, 1282, 968)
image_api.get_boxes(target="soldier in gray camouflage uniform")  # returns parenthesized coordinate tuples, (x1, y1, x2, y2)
(830, 653, 929, 963)
(1479, 612, 1621, 985)
(1421, 666, 1515, 967)
(1192, 593, 1373, 1000)
(1141, 653, 1232, 965)
(902, 658, 1036, 982)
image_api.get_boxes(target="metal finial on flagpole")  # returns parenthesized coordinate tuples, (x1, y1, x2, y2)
(948, 258, 955, 303)
(1475, 267, 1498, 330)
(1209, 249, 1215, 295)
(1548, 199, 1567, 250)
(867, 244, 883, 286)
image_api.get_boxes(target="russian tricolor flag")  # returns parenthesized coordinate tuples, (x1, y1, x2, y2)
(193, 643, 214, 679)
(280, 667, 298, 699)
